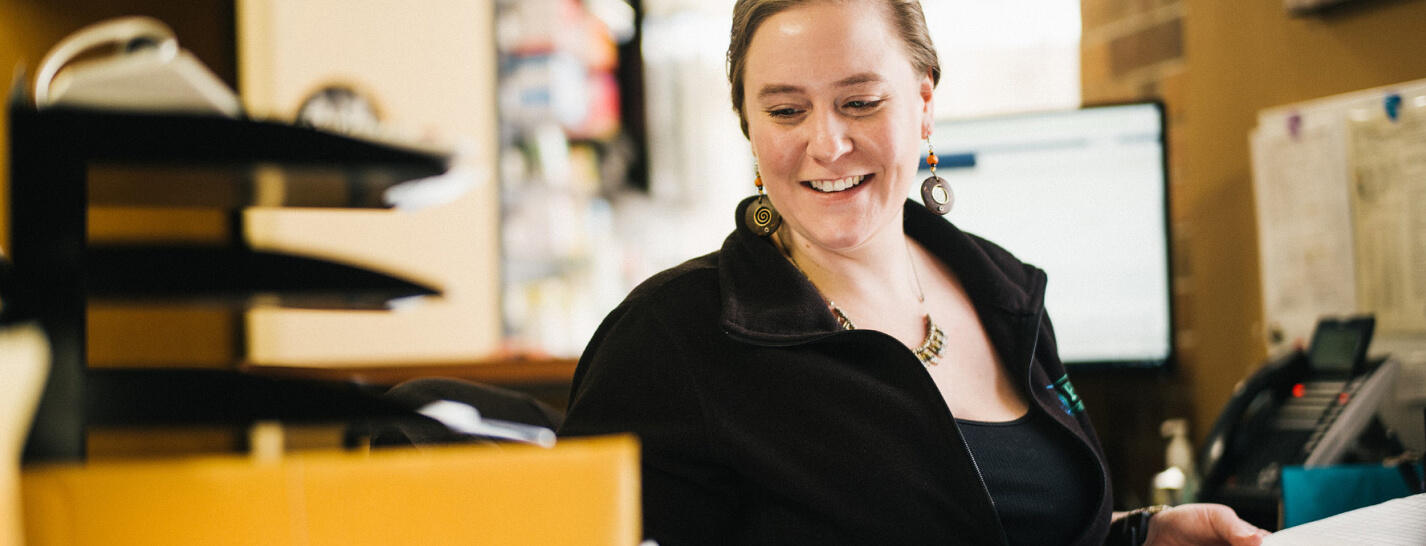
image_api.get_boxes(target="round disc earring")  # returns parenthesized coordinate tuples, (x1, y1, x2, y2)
(745, 168, 782, 236)
(921, 142, 954, 216)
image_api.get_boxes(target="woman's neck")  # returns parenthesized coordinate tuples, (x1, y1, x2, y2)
(775, 218, 922, 315)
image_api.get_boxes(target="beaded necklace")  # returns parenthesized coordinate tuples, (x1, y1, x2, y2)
(781, 236, 948, 367)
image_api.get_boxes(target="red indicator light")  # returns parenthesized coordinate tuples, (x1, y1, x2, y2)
(1338, 392, 1350, 405)
(1293, 383, 1306, 398)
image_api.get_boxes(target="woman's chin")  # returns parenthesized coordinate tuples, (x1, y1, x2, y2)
(787, 208, 906, 254)
(789, 219, 878, 252)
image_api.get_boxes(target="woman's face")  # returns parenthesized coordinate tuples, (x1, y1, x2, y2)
(743, 0, 934, 253)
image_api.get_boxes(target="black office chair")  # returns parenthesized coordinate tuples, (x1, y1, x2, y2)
(368, 377, 564, 447)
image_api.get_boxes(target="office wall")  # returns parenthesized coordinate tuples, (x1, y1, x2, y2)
(238, 0, 501, 365)
(1078, 0, 1426, 507)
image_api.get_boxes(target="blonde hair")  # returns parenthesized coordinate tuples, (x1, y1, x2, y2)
(726, 0, 941, 138)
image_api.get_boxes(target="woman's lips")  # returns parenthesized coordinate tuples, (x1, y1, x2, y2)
(805, 174, 869, 193)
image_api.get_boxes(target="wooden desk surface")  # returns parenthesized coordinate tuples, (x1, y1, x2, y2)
(240, 357, 579, 388)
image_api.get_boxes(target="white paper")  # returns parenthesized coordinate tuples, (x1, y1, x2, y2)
(1348, 107, 1426, 335)
(1251, 117, 1359, 351)
(1264, 493, 1426, 545)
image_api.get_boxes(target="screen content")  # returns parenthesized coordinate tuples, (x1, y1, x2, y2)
(923, 103, 1172, 367)
(1309, 328, 1362, 373)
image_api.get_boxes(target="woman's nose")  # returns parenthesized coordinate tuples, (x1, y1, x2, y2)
(806, 112, 852, 163)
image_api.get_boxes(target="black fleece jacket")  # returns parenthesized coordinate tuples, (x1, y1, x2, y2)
(560, 198, 1114, 545)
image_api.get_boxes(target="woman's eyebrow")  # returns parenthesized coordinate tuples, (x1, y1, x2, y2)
(757, 84, 803, 100)
(834, 72, 884, 88)
(756, 73, 887, 100)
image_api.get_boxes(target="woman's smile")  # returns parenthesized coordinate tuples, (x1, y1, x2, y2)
(805, 173, 870, 193)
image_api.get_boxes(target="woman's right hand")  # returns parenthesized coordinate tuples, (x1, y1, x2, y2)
(1143, 504, 1271, 546)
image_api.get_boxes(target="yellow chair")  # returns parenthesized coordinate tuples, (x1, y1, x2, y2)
(21, 435, 640, 546)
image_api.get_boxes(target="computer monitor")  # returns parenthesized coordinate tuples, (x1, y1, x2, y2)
(923, 102, 1172, 368)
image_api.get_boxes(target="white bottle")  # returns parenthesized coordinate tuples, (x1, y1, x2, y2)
(1152, 418, 1198, 505)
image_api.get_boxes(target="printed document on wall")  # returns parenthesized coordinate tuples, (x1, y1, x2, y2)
(1251, 117, 1357, 351)
(1348, 106, 1426, 335)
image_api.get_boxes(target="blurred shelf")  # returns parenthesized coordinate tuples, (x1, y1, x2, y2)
(23, 106, 450, 170)
(15, 106, 451, 211)
(85, 368, 424, 427)
(86, 245, 438, 310)
(242, 358, 579, 388)
(87, 164, 417, 209)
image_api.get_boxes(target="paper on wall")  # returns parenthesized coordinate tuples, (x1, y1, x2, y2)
(1251, 116, 1358, 352)
(1348, 105, 1426, 335)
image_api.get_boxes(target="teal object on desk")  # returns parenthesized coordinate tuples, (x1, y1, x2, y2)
(1281, 463, 1422, 528)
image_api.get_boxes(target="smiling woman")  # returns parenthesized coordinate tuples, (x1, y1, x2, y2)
(558, 1, 1266, 545)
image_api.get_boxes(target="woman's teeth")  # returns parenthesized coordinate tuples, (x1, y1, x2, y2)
(808, 175, 865, 193)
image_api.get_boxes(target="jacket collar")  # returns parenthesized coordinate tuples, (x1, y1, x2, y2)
(719, 197, 1046, 345)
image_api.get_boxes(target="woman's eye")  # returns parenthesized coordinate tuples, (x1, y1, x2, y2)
(844, 100, 882, 112)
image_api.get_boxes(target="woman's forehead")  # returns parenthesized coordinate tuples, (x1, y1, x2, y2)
(743, 3, 915, 94)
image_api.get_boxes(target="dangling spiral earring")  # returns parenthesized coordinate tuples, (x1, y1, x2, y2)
(921, 139, 954, 216)
(745, 165, 782, 236)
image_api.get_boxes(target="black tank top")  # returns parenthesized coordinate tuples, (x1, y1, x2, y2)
(957, 410, 1099, 545)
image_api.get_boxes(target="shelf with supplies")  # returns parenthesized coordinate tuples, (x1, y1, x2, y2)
(495, 0, 641, 358)
(5, 92, 458, 462)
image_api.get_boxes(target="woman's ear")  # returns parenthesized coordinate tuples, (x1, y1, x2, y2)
(920, 72, 935, 138)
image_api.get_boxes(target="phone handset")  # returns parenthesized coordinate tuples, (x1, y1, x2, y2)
(34, 16, 178, 106)
(1198, 350, 1309, 492)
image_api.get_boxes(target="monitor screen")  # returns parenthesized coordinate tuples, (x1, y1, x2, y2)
(922, 103, 1172, 368)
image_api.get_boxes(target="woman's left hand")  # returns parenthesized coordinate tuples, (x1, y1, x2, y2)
(1143, 504, 1271, 546)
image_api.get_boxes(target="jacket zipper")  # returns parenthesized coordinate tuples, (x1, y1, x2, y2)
(942, 354, 1006, 545)
(950, 408, 1003, 542)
